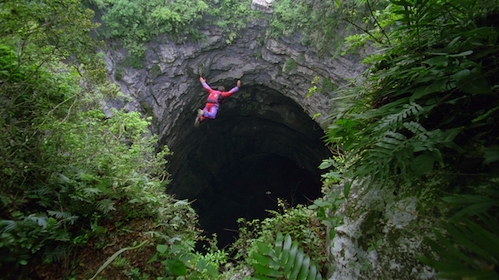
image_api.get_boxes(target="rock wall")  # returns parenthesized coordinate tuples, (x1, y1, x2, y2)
(103, 20, 363, 150)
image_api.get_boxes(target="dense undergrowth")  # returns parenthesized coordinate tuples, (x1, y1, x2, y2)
(2, 0, 499, 279)
(324, 0, 499, 278)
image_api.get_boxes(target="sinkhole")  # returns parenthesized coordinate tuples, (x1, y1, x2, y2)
(166, 84, 331, 248)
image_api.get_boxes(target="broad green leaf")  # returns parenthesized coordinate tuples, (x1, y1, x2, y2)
(483, 146, 499, 164)
(298, 254, 311, 280)
(289, 248, 305, 279)
(284, 241, 299, 274)
(253, 252, 280, 268)
(410, 153, 434, 175)
(423, 56, 448, 66)
(252, 263, 284, 277)
(411, 79, 447, 100)
(322, 220, 333, 227)
(275, 232, 284, 256)
(448, 50, 473, 57)
(451, 69, 470, 81)
(343, 181, 352, 198)
(256, 241, 272, 255)
(196, 258, 207, 271)
(166, 259, 187, 276)
(157, 244, 168, 254)
(206, 264, 218, 277)
(473, 107, 499, 123)
(319, 160, 333, 169)
(450, 202, 496, 220)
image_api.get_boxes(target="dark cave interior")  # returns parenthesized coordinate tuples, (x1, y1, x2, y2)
(165, 84, 331, 248)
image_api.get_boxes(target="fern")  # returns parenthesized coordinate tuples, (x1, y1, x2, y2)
(375, 102, 425, 132)
(420, 214, 499, 279)
(43, 244, 71, 263)
(96, 199, 116, 214)
(251, 232, 322, 280)
(47, 210, 79, 225)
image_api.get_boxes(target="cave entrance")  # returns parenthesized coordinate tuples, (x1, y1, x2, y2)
(166, 84, 331, 249)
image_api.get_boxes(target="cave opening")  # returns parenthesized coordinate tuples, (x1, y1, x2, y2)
(166, 84, 331, 249)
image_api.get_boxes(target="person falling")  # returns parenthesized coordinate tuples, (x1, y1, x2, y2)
(195, 76, 241, 127)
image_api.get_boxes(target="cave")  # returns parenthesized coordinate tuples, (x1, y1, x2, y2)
(166, 84, 332, 248)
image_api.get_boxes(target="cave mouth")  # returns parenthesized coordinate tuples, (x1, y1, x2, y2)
(165, 84, 331, 249)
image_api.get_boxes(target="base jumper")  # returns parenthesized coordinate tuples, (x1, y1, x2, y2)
(195, 77, 241, 127)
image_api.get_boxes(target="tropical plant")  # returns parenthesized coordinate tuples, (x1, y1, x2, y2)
(321, 0, 499, 278)
(230, 199, 328, 276)
(418, 190, 499, 279)
(326, 0, 499, 188)
(251, 232, 323, 280)
(146, 232, 227, 280)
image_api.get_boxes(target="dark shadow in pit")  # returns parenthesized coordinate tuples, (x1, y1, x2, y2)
(192, 153, 322, 249)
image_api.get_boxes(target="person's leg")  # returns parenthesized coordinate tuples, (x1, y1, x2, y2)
(195, 108, 204, 127)
(203, 104, 218, 119)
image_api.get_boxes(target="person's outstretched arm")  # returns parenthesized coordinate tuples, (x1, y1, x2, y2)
(200, 77, 213, 91)
(223, 80, 241, 98)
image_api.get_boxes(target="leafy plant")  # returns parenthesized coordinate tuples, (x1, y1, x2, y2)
(322, 0, 499, 278)
(230, 199, 328, 276)
(251, 232, 323, 280)
(147, 235, 226, 280)
(416, 189, 499, 279)
(284, 58, 298, 73)
(327, 0, 499, 188)
(308, 190, 344, 240)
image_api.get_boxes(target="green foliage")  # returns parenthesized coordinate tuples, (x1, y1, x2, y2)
(326, 0, 499, 187)
(231, 200, 328, 275)
(268, 0, 386, 54)
(269, 0, 312, 38)
(284, 58, 298, 73)
(147, 234, 227, 279)
(251, 232, 323, 280)
(420, 192, 499, 279)
(99, 0, 209, 58)
(212, 0, 262, 44)
(90, 240, 148, 280)
(0, 1, 205, 278)
(323, 0, 499, 278)
(308, 190, 344, 240)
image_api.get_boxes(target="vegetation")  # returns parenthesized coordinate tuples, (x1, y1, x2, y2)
(0, 1, 209, 279)
(86, 0, 261, 59)
(323, 0, 499, 278)
(3, 0, 499, 279)
(250, 232, 323, 280)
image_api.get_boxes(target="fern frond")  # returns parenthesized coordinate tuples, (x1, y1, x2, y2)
(251, 232, 322, 280)
(47, 210, 79, 225)
(44, 244, 71, 263)
(0, 220, 16, 232)
(375, 102, 425, 132)
(96, 199, 116, 214)
(47, 210, 73, 219)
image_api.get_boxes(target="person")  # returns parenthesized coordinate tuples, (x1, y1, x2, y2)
(195, 76, 241, 127)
